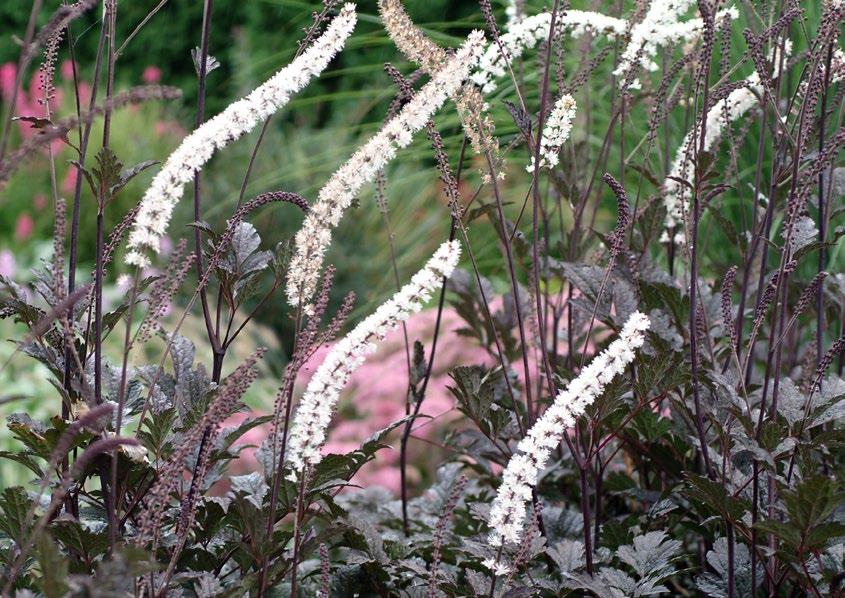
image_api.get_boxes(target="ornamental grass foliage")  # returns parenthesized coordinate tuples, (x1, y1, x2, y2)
(1, 0, 845, 596)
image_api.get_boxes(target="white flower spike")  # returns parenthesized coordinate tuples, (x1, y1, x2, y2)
(662, 40, 792, 245)
(528, 94, 576, 171)
(285, 240, 462, 476)
(285, 30, 485, 307)
(125, 4, 358, 267)
(488, 311, 650, 547)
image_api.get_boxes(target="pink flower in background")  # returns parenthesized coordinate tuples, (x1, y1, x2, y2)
(0, 250, 16, 278)
(60, 59, 76, 82)
(158, 236, 175, 257)
(142, 65, 162, 84)
(15, 213, 34, 241)
(33, 194, 47, 210)
(61, 167, 77, 195)
(0, 63, 17, 100)
(76, 81, 92, 107)
(26, 71, 62, 117)
(295, 306, 494, 493)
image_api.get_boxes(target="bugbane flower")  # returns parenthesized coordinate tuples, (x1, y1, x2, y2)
(285, 240, 462, 477)
(614, 1, 740, 88)
(471, 11, 626, 94)
(488, 311, 650, 547)
(125, 5, 358, 267)
(528, 94, 576, 171)
(472, 5, 738, 94)
(285, 31, 485, 307)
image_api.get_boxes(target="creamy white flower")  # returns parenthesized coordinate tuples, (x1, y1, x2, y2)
(124, 5, 358, 267)
(614, 2, 740, 88)
(285, 240, 462, 476)
(662, 40, 791, 245)
(528, 94, 576, 171)
(471, 11, 624, 94)
(285, 31, 485, 307)
(482, 557, 512, 577)
(471, 6, 738, 94)
(488, 312, 650, 547)
(614, 0, 693, 85)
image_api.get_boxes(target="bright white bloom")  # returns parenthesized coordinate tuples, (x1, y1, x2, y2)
(528, 94, 576, 171)
(471, 11, 626, 94)
(613, 0, 739, 89)
(482, 557, 512, 577)
(662, 40, 792, 244)
(614, 0, 693, 86)
(285, 240, 462, 476)
(504, 0, 522, 27)
(471, 6, 737, 94)
(614, 2, 740, 88)
(124, 5, 358, 267)
(488, 312, 650, 547)
(285, 31, 485, 307)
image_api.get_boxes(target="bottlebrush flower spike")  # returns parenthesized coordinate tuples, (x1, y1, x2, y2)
(285, 240, 462, 477)
(471, 10, 627, 94)
(488, 311, 650, 547)
(124, 4, 358, 267)
(528, 94, 576, 171)
(613, 1, 740, 89)
(285, 31, 485, 307)
(471, 5, 738, 94)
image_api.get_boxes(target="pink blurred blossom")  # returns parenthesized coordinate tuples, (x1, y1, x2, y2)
(15, 213, 34, 241)
(158, 236, 174, 257)
(76, 81, 92, 107)
(61, 167, 77, 195)
(0, 250, 16, 278)
(142, 65, 162, 84)
(60, 60, 76, 82)
(295, 306, 494, 493)
(33, 194, 47, 210)
(0, 63, 17, 100)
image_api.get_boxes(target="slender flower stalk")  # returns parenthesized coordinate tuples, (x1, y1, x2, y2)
(527, 94, 576, 171)
(285, 240, 462, 476)
(488, 311, 650, 547)
(124, 4, 357, 267)
(285, 32, 485, 307)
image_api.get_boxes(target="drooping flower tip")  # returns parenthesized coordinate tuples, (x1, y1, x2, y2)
(285, 240, 461, 476)
(124, 4, 358, 267)
(487, 310, 649, 547)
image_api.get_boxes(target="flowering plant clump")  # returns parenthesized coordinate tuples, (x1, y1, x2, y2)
(488, 311, 650, 547)
(0, 1, 843, 596)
